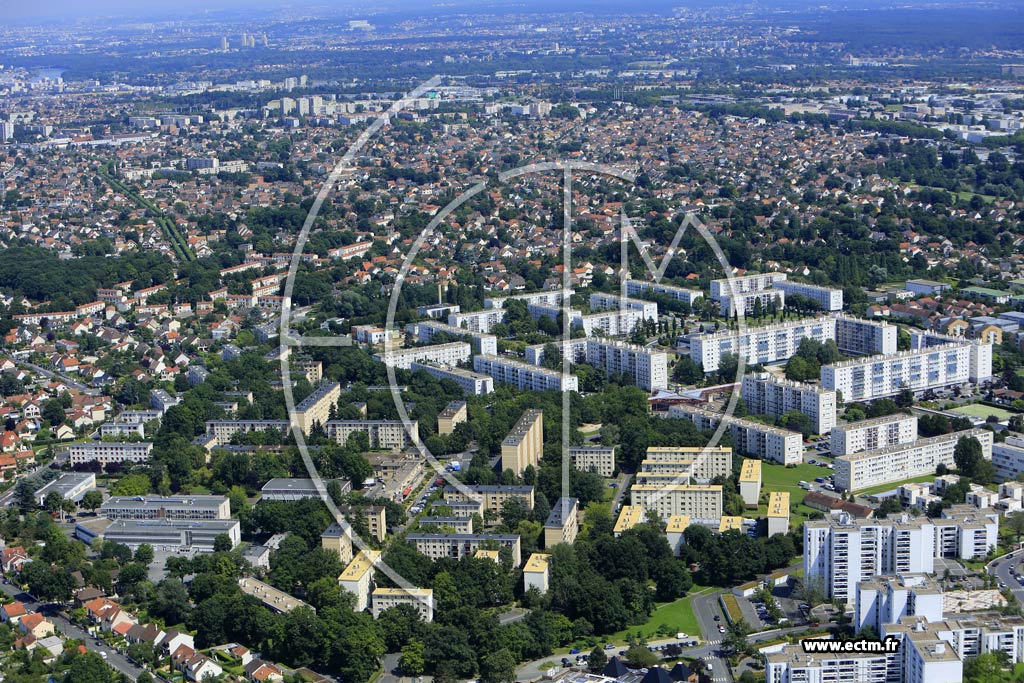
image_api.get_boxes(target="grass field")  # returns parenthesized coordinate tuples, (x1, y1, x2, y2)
(756, 460, 831, 525)
(856, 473, 937, 497)
(600, 586, 714, 645)
(950, 403, 1015, 421)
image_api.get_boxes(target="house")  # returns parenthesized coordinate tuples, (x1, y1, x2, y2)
(18, 613, 54, 639)
(245, 660, 284, 683)
(162, 629, 195, 656)
(185, 654, 224, 682)
(1, 601, 27, 623)
(126, 622, 166, 647)
(1, 547, 30, 572)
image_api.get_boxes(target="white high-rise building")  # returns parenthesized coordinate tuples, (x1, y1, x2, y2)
(855, 574, 944, 634)
(524, 338, 667, 391)
(473, 354, 578, 392)
(830, 414, 919, 456)
(410, 362, 494, 396)
(909, 330, 993, 382)
(741, 373, 837, 435)
(717, 289, 785, 317)
(405, 320, 498, 355)
(667, 404, 803, 465)
(775, 280, 844, 312)
(374, 341, 471, 370)
(834, 429, 993, 492)
(624, 280, 703, 306)
(448, 309, 505, 333)
(992, 435, 1024, 481)
(710, 272, 787, 300)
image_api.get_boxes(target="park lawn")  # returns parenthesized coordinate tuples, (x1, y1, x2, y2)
(598, 586, 714, 646)
(950, 403, 1015, 421)
(856, 474, 937, 497)
(760, 461, 825, 506)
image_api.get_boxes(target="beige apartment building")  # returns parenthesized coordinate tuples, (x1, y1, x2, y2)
(501, 409, 544, 475)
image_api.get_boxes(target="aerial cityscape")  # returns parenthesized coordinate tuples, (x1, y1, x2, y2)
(1, 2, 1024, 683)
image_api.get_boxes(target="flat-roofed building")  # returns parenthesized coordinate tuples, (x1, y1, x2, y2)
(710, 272, 787, 300)
(321, 522, 354, 564)
(767, 492, 790, 536)
(624, 280, 703, 306)
(411, 362, 494, 396)
(337, 504, 387, 543)
(667, 405, 803, 465)
(438, 401, 468, 435)
(717, 289, 785, 317)
(293, 382, 341, 434)
(739, 459, 762, 507)
(854, 574, 943, 634)
(831, 414, 918, 457)
(568, 446, 616, 477)
(501, 409, 544, 475)
(448, 308, 505, 334)
(544, 497, 579, 547)
(371, 588, 433, 622)
(81, 518, 240, 552)
(474, 549, 500, 563)
(338, 549, 380, 612)
(239, 577, 311, 614)
(34, 473, 96, 506)
(418, 516, 474, 534)
(581, 338, 668, 391)
(68, 441, 153, 466)
(204, 420, 290, 447)
(644, 446, 733, 481)
(101, 495, 230, 521)
(775, 281, 843, 312)
(406, 533, 522, 567)
(630, 484, 723, 523)
(523, 553, 551, 594)
(614, 505, 645, 536)
(375, 341, 471, 371)
(326, 420, 418, 451)
(474, 354, 578, 392)
(405, 320, 498, 355)
(719, 516, 744, 533)
(442, 484, 535, 512)
(741, 373, 837, 435)
(261, 478, 351, 502)
(835, 429, 993, 492)
(666, 515, 690, 556)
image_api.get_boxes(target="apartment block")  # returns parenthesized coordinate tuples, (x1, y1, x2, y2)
(374, 341, 471, 371)
(767, 491, 790, 537)
(448, 309, 505, 333)
(775, 281, 843, 312)
(630, 484, 723, 522)
(834, 429, 993, 492)
(690, 315, 896, 373)
(238, 577, 311, 614)
(710, 272, 787, 300)
(442, 485, 535, 513)
(337, 504, 387, 543)
(68, 441, 153, 466)
(666, 515, 690, 556)
(643, 446, 733, 481)
(992, 435, 1024, 481)
(101, 495, 230, 521)
(909, 330, 993, 382)
(371, 588, 434, 622)
(405, 533, 522, 567)
(204, 420, 290, 447)
(523, 553, 551, 594)
(338, 549, 380, 612)
(855, 574, 944, 634)
(717, 289, 784, 317)
(568, 445, 616, 477)
(741, 372, 837, 435)
(410, 362, 494, 396)
(624, 279, 703, 306)
(261, 478, 351, 502)
(406, 320, 498, 355)
(473, 354, 579, 392)
(667, 404, 803, 465)
(321, 522, 354, 565)
(418, 516, 474, 534)
(822, 343, 984, 402)
(575, 309, 649, 338)
(293, 382, 341, 434)
(830, 414, 919, 457)
(739, 459, 762, 507)
(437, 401, 468, 435)
(501, 409, 544, 475)
(325, 420, 418, 450)
(525, 338, 667, 391)
(588, 292, 659, 319)
(543, 497, 579, 547)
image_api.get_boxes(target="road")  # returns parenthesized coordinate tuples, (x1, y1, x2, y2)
(609, 473, 632, 512)
(989, 548, 1024, 604)
(0, 582, 146, 681)
(20, 361, 100, 396)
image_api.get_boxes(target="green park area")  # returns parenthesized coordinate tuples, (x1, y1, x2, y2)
(600, 586, 713, 645)
(758, 460, 830, 525)
(950, 403, 1015, 422)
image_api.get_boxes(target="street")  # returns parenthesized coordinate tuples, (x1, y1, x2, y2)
(0, 581, 146, 681)
(989, 548, 1024, 604)
(19, 360, 100, 396)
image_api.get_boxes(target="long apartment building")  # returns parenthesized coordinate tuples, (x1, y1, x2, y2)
(830, 414, 919, 457)
(835, 429, 993, 492)
(805, 509, 998, 605)
(473, 354, 579, 392)
(501, 409, 544, 475)
(992, 435, 1024, 481)
(101, 495, 230, 521)
(293, 381, 341, 433)
(524, 337, 668, 391)
(371, 588, 434, 622)
(325, 420, 418, 450)
(910, 330, 993, 383)
(405, 320, 498, 355)
(822, 342, 991, 403)
(204, 420, 290, 447)
(630, 483, 723, 522)
(405, 533, 522, 567)
(643, 446, 733, 481)
(710, 272, 788, 299)
(485, 290, 567, 311)
(374, 342, 471, 371)
(624, 279, 703, 306)
(69, 441, 153, 465)
(447, 308, 505, 333)
(717, 289, 785, 317)
(741, 372, 837, 435)
(667, 404, 803, 465)
(690, 315, 897, 373)
(588, 292, 659, 318)
(442, 484, 534, 513)
(568, 446, 616, 477)
(775, 280, 844, 312)
(410, 362, 494, 396)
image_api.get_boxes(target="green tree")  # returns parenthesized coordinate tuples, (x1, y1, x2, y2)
(213, 533, 233, 552)
(399, 639, 426, 677)
(63, 652, 115, 683)
(81, 489, 104, 512)
(624, 643, 658, 668)
(480, 648, 517, 683)
(588, 646, 608, 674)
